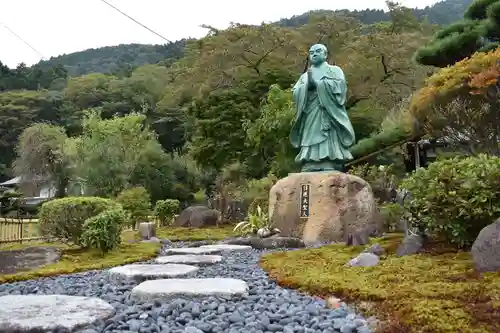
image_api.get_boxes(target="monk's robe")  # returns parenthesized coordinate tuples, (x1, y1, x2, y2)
(290, 63, 355, 170)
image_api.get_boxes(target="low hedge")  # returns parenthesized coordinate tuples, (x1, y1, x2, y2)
(260, 234, 500, 333)
(39, 196, 121, 245)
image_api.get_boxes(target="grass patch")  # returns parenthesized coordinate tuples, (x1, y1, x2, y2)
(122, 224, 239, 242)
(0, 224, 238, 283)
(259, 234, 500, 333)
(0, 242, 160, 284)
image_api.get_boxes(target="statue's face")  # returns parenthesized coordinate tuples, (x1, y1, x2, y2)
(309, 44, 327, 66)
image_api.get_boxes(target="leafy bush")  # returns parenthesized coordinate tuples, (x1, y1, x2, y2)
(80, 207, 128, 253)
(39, 196, 120, 245)
(401, 154, 500, 247)
(154, 199, 180, 226)
(234, 205, 271, 235)
(115, 187, 151, 228)
(379, 202, 405, 232)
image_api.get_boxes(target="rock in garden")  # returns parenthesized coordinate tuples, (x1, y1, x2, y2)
(269, 172, 380, 245)
(346, 252, 380, 267)
(108, 264, 198, 282)
(0, 295, 114, 332)
(131, 278, 249, 301)
(199, 244, 252, 252)
(138, 222, 156, 240)
(396, 234, 424, 256)
(223, 236, 305, 249)
(472, 218, 500, 272)
(344, 229, 371, 246)
(155, 254, 222, 265)
(0, 246, 61, 274)
(363, 243, 385, 256)
(173, 205, 221, 227)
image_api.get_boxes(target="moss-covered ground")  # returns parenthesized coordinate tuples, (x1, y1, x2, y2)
(0, 224, 238, 284)
(259, 234, 500, 333)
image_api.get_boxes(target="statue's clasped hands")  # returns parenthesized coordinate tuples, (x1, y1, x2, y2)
(307, 68, 316, 88)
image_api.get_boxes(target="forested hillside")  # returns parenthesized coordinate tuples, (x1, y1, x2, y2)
(36, 40, 188, 76)
(32, 0, 471, 76)
(279, 0, 473, 27)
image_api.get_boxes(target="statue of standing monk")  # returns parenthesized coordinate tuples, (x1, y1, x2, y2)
(290, 44, 355, 172)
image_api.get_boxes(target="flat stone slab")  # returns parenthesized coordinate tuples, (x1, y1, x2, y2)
(163, 247, 222, 255)
(108, 264, 198, 282)
(155, 254, 222, 265)
(0, 294, 114, 332)
(199, 244, 252, 252)
(131, 278, 249, 301)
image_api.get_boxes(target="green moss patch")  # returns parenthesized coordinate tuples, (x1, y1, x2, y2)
(259, 234, 500, 333)
(122, 224, 239, 242)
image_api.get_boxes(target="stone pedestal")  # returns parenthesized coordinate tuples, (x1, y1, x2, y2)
(268, 171, 379, 245)
(138, 222, 157, 240)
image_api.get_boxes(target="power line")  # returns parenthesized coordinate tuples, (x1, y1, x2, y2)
(0, 21, 45, 60)
(98, 0, 171, 43)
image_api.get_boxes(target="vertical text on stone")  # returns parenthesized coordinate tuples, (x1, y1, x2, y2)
(300, 184, 310, 218)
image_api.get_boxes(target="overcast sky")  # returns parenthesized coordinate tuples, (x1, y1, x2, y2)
(1, 0, 441, 68)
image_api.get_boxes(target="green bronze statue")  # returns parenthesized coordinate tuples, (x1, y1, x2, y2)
(290, 44, 355, 172)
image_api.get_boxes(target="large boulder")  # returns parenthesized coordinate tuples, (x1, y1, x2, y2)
(269, 171, 379, 245)
(173, 206, 221, 227)
(471, 218, 500, 272)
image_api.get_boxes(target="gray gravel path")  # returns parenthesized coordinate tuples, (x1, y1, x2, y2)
(0, 241, 373, 333)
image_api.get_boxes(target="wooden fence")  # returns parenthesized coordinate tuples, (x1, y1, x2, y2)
(0, 218, 44, 246)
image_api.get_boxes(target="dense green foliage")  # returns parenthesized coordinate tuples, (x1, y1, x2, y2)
(80, 207, 128, 253)
(154, 199, 180, 226)
(38, 196, 120, 245)
(402, 155, 500, 247)
(115, 187, 152, 227)
(415, 0, 500, 66)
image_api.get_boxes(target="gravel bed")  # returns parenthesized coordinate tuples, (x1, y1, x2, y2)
(0, 241, 373, 333)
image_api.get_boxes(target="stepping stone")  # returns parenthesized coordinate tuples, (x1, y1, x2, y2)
(155, 254, 222, 265)
(199, 244, 252, 252)
(131, 278, 249, 301)
(163, 247, 222, 255)
(108, 264, 198, 282)
(0, 294, 114, 332)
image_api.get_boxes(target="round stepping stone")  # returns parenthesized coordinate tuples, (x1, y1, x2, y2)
(108, 264, 198, 282)
(0, 294, 114, 332)
(155, 254, 222, 265)
(199, 244, 252, 252)
(131, 278, 249, 301)
(163, 247, 222, 255)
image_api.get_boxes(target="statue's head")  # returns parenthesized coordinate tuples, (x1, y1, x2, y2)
(309, 44, 327, 66)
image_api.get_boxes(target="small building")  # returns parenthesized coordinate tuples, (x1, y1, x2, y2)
(0, 176, 56, 199)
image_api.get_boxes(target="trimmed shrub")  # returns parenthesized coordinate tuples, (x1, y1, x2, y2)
(39, 196, 120, 245)
(401, 154, 500, 247)
(115, 187, 151, 228)
(80, 207, 128, 253)
(154, 199, 180, 226)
